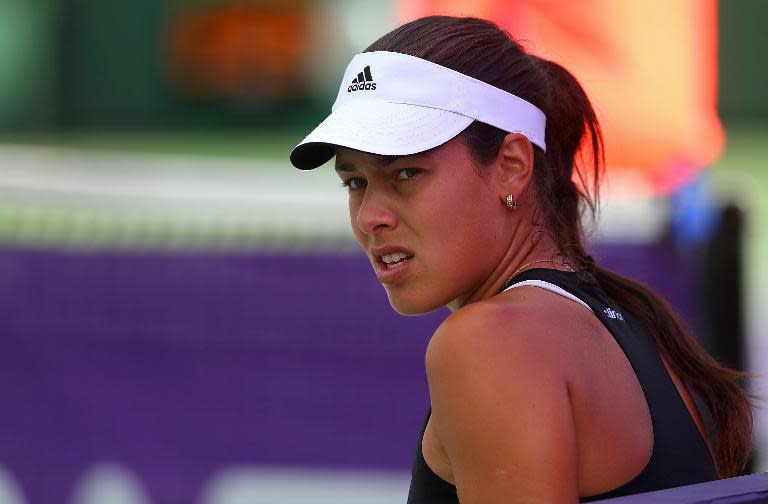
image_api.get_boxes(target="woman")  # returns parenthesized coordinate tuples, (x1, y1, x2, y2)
(289, 16, 752, 503)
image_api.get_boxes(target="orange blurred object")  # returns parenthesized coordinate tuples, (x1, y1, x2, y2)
(168, 2, 307, 101)
(398, 0, 723, 196)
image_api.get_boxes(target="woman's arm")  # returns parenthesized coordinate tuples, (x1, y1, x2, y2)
(426, 301, 580, 503)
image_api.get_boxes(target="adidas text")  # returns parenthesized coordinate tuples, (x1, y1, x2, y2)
(348, 82, 377, 92)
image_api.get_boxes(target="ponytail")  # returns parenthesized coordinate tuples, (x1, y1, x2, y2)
(526, 56, 602, 264)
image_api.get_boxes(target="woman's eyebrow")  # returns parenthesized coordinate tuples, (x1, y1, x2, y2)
(336, 155, 409, 172)
(334, 162, 357, 172)
(335, 156, 405, 172)
(371, 154, 406, 167)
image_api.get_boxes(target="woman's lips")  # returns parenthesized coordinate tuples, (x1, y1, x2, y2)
(369, 246, 415, 284)
(374, 254, 414, 284)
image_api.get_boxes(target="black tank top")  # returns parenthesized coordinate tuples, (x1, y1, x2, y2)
(407, 268, 717, 503)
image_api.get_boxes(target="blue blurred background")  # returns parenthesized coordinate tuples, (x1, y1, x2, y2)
(0, 1, 766, 503)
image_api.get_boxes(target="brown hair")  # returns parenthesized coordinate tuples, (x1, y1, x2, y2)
(366, 15, 752, 477)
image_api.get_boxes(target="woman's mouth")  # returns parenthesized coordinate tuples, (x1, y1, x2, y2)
(372, 250, 415, 283)
(381, 252, 413, 269)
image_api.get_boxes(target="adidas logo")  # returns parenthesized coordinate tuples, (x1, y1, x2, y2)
(603, 307, 625, 321)
(347, 65, 377, 92)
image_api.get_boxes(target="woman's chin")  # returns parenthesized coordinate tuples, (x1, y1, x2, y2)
(385, 290, 444, 316)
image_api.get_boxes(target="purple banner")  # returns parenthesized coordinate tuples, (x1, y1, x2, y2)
(0, 243, 697, 504)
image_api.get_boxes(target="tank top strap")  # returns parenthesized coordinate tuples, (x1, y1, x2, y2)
(500, 278, 594, 312)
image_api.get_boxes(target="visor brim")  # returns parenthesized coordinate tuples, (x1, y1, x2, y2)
(290, 101, 475, 170)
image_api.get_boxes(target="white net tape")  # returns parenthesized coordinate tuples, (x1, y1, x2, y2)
(0, 145, 667, 250)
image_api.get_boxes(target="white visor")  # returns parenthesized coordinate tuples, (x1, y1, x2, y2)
(290, 51, 546, 170)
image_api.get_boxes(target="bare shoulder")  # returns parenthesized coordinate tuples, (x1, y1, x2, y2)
(425, 291, 581, 502)
(426, 287, 581, 380)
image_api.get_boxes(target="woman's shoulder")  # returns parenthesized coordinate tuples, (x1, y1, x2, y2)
(426, 287, 586, 385)
(430, 284, 595, 352)
(424, 288, 583, 502)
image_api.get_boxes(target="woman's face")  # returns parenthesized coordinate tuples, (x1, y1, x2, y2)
(335, 136, 511, 315)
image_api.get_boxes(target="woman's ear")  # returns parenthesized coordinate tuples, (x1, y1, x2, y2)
(494, 133, 535, 204)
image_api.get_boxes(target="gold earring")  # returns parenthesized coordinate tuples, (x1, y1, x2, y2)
(505, 194, 518, 210)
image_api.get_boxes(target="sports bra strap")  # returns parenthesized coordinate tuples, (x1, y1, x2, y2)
(501, 279, 594, 312)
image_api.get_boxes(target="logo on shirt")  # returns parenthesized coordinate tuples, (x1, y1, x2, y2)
(347, 66, 377, 92)
(603, 307, 625, 321)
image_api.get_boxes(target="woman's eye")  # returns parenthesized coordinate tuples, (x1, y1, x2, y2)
(341, 178, 366, 191)
(397, 168, 421, 181)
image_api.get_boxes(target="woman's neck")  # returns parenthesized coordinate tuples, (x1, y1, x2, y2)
(446, 223, 569, 312)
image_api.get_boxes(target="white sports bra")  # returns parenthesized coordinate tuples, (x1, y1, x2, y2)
(501, 279, 594, 313)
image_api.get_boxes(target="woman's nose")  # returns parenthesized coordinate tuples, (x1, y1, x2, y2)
(355, 189, 397, 235)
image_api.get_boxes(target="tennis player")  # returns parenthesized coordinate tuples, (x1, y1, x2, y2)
(290, 16, 752, 503)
